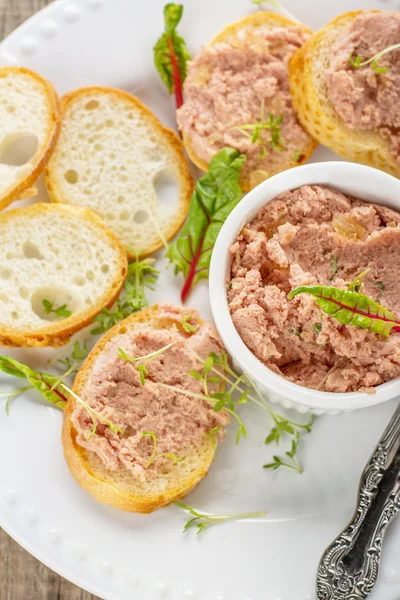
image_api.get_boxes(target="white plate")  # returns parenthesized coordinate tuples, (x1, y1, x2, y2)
(0, 1, 400, 600)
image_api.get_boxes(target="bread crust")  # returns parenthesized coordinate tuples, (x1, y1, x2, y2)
(63, 305, 221, 513)
(0, 67, 61, 210)
(289, 10, 400, 178)
(0, 203, 128, 347)
(45, 87, 194, 259)
(180, 12, 318, 192)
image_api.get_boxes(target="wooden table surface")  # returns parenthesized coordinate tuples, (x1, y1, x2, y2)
(0, 1, 99, 598)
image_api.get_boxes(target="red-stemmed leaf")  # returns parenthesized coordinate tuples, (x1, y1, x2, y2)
(289, 285, 400, 337)
(165, 148, 246, 302)
(153, 4, 190, 109)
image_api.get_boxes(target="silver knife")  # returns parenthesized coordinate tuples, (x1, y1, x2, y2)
(316, 403, 400, 600)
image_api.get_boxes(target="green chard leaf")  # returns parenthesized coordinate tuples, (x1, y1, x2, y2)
(288, 285, 400, 337)
(0, 357, 68, 410)
(166, 147, 246, 302)
(153, 3, 190, 108)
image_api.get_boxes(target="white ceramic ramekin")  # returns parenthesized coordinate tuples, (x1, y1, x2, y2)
(209, 162, 400, 414)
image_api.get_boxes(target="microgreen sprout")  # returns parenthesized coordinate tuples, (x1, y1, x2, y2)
(347, 267, 371, 293)
(0, 386, 32, 415)
(141, 431, 183, 468)
(231, 101, 285, 158)
(264, 438, 303, 473)
(50, 339, 90, 390)
(186, 349, 315, 470)
(118, 341, 176, 385)
(349, 43, 400, 74)
(175, 501, 266, 535)
(182, 312, 198, 333)
(42, 299, 72, 319)
(61, 384, 125, 442)
(202, 425, 222, 450)
(91, 254, 159, 335)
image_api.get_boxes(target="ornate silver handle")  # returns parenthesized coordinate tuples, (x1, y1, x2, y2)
(317, 403, 400, 600)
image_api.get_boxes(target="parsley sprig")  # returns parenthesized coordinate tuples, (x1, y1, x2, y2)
(232, 101, 285, 158)
(349, 43, 400, 74)
(42, 299, 72, 319)
(91, 254, 159, 335)
(175, 502, 266, 535)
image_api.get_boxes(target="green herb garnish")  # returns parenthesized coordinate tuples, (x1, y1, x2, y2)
(0, 386, 33, 416)
(232, 101, 285, 158)
(153, 4, 190, 108)
(374, 281, 385, 291)
(118, 342, 176, 385)
(42, 299, 72, 319)
(0, 357, 68, 412)
(175, 502, 266, 535)
(349, 43, 400, 74)
(293, 150, 301, 163)
(312, 323, 322, 334)
(289, 285, 400, 337)
(53, 339, 90, 387)
(141, 431, 183, 468)
(187, 349, 315, 471)
(61, 384, 125, 441)
(182, 312, 198, 333)
(330, 254, 338, 280)
(202, 425, 222, 450)
(166, 148, 246, 302)
(347, 267, 371, 292)
(91, 254, 159, 335)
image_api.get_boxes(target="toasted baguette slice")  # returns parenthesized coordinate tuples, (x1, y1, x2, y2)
(179, 12, 318, 192)
(0, 67, 61, 210)
(45, 87, 193, 259)
(63, 305, 225, 513)
(0, 203, 127, 347)
(289, 10, 400, 178)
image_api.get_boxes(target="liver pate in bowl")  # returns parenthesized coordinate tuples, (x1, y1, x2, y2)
(209, 162, 400, 414)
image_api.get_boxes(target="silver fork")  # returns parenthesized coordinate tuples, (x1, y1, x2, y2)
(316, 403, 400, 600)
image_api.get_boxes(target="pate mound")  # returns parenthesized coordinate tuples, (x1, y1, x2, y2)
(228, 185, 400, 393)
(63, 303, 229, 513)
(177, 12, 317, 192)
(325, 11, 400, 166)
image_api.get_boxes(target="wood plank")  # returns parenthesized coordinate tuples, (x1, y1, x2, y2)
(0, 1, 99, 597)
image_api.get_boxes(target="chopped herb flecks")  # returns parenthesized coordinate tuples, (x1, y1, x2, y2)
(312, 323, 322, 334)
